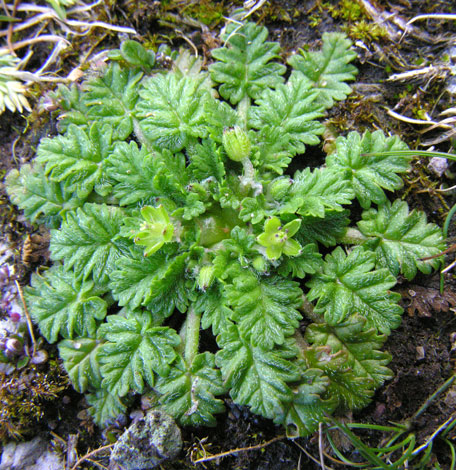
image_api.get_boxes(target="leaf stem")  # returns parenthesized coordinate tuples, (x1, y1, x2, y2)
(133, 118, 154, 153)
(237, 95, 250, 129)
(340, 227, 368, 245)
(299, 294, 322, 323)
(183, 307, 201, 364)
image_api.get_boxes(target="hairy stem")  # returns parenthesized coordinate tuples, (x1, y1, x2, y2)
(133, 118, 154, 153)
(340, 227, 368, 245)
(237, 95, 250, 129)
(183, 307, 201, 365)
(299, 294, 322, 323)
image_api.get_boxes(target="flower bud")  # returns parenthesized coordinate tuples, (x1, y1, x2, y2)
(222, 126, 251, 162)
(269, 177, 292, 199)
(252, 256, 267, 273)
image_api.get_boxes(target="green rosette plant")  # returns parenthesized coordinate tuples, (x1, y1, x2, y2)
(5, 20, 445, 436)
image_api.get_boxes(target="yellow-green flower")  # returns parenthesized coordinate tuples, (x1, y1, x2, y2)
(134, 205, 174, 256)
(257, 217, 302, 260)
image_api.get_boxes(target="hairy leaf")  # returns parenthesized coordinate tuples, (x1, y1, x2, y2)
(297, 210, 350, 247)
(51, 83, 90, 132)
(136, 73, 210, 152)
(288, 32, 357, 107)
(86, 388, 128, 426)
(281, 368, 336, 437)
(304, 345, 374, 410)
(196, 286, 233, 336)
(36, 122, 113, 199)
(281, 168, 354, 217)
(306, 315, 393, 389)
(357, 199, 445, 280)
(225, 271, 302, 349)
(58, 337, 104, 392)
(5, 163, 83, 227)
(110, 249, 189, 315)
(188, 139, 226, 182)
(50, 203, 127, 284)
(254, 126, 293, 175)
(84, 63, 143, 140)
(25, 266, 108, 343)
(216, 325, 300, 420)
(249, 71, 324, 155)
(326, 130, 410, 208)
(99, 311, 180, 396)
(307, 246, 403, 333)
(106, 141, 159, 206)
(278, 243, 323, 278)
(156, 353, 225, 427)
(210, 22, 286, 104)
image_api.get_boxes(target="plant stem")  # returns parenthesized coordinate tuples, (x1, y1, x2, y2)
(183, 307, 201, 365)
(299, 294, 322, 323)
(133, 118, 154, 153)
(340, 227, 368, 245)
(237, 95, 250, 129)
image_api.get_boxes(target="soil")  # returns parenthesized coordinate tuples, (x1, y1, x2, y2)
(1, 1, 456, 469)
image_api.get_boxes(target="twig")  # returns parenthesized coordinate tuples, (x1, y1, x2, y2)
(387, 65, 450, 82)
(70, 443, 114, 470)
(64, 19, 136, 34)
(15, 280, 36, 357)
(293, 440, 336, 470)
(407, 13, 456, 26)
(242, 0, 267, 20)
(319, 422, 326, 470)
(0, 12, 56, 37)
(0, 34, 70, 53)
(192, 435, 286, 464)
(85, 458, 108, 470)
(386, 108, 446, 127)
(6, 0, 19, 53)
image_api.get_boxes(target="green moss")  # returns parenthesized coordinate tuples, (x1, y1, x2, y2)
(0, 360, 68, 441)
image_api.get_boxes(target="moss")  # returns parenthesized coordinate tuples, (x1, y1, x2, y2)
(0, 359, 69, 441)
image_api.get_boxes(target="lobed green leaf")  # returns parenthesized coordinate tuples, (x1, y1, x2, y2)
(5, 163, 83, 227)
(326, 130, 410, 208)
(216, 325, 300, 420)
(210, 22, 286, 104)
(249, 71, 324, 156)
(306, 314, 393, 389)
(99, 311, 180, 396)
(306, 246, 403, 334)
(136, 73, 210, 152)
(288, 32, 357, 107)
(225, 271, 302, 350)
(36, 122, 113, 199)
(357, 199, 445, 280)
(58, 337, 104, 392)
(50, 203, 128, 284)
(84, 63, 143, 140)
(156, 353, 225, 427)
(25, 266, 108, 343)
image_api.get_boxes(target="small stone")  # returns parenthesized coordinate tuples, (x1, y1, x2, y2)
(427, 156, 448, 177)
(416, 346, 425, 361)
(30, 349, 48, 365)
(0, 437, 62, 470)
(110, 410, 182, 470)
